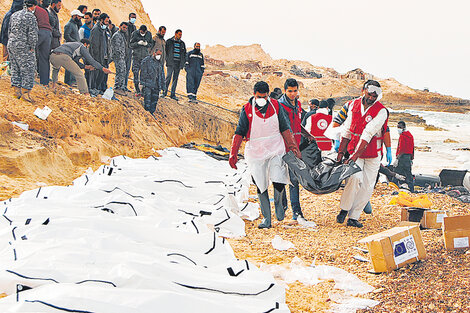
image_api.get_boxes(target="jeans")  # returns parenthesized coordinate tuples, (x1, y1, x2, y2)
(142, 86, 159, 114)
(165, 65, 181, 97)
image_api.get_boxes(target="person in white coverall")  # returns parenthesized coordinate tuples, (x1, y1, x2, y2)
(229, 81, 301, 229)
(336, 80, 388, 228)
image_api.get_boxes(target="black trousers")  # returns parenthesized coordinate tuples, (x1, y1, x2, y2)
(394, 154, 414, 192)
(36, 29, 51, 85)
(165, 65, 181, 97)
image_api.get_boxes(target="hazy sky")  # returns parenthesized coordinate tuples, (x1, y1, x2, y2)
(142, 0, 470, 100)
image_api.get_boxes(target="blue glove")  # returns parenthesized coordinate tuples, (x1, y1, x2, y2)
(386, 147, 392, 166)
(334, 140, 340, 152)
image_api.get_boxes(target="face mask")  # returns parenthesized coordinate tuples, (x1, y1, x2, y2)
(140, 32, 145, 36)
(155, 55, 161, 60)
(101, 24, 107, 30)
(130, 18, 136, 24)
(398, 128, 404, 134)
(255, 98, 267, 107)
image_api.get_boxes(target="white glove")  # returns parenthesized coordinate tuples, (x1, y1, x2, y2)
(395, 174, 406, 181)
(142, 41, 148, 46)
(393, 159, 398, 167)
(138, 40, 145, 46)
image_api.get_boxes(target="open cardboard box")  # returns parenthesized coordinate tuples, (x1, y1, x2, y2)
(358, 225, 426, 273)
(442, 215, 470, 251)
(401, 207, 449, 229)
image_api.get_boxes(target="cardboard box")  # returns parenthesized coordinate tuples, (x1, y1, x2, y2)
(358, 225, 427, 273)
(400, 207, 449, 229)
(442, 215, 470, 251)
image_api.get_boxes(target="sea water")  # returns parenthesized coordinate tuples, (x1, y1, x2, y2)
(389, 110, 470, 175)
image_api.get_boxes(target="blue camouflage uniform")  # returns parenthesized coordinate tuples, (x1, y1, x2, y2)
(8, 8, 38, 90)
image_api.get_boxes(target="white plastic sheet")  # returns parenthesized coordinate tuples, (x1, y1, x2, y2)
(272, 235, 295, 251)
(0, 148, 288, 312)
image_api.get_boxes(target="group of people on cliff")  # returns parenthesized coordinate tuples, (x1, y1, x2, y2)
(230, 78, 415, 229)
(0, 0, 206, 113)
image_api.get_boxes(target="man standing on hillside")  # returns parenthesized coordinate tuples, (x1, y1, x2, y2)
(164, 29, 186, 101)
(152, 26, 166, 95)
(336, 80, 389, 228)
(48, 0, 62, 50)
(8, 0, 38, 102)
(278, 78, 316, 221)
(185, 42, 205, 103)
(394, 121, 415, 192)
(124, 13, 137, 91)
(64, 10, 83, 86)
(140, 49, 164, 114)
(130, 25, 153, 96)
(34, 0, 52, 86)
(229, 81, 301, 229)
(111, 22, 129, 94)
(79, 12, 93, 39)
(89, 13, 110, 94)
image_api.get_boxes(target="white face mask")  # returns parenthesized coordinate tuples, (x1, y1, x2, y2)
(398, 128, 404, 134)
(255, 98, 267, 107)
(155, 55, 161, 60)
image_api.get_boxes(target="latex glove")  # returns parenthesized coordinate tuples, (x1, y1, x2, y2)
(229, 134, 243, 170)
(334, 140, 340, 152)
(393, 159, 399, 167)
(142, 41, 148, 46)
(386, 147, 392, 166)
(138, 40, 145, 45)
(395, 174, 406, 181)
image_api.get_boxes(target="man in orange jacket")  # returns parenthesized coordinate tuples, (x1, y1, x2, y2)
(229, 81, 301, 229)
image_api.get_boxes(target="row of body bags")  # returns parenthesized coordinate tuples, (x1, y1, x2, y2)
(0, 148, 290, 313)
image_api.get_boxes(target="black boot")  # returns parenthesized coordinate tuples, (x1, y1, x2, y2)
(347, 219, 363, 228)
(336, 210, 348, 224)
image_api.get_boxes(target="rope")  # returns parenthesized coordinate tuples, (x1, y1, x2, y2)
(175, 92, 239, 115)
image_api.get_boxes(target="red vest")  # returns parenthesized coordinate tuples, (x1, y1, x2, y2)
(308, 113, 332, 151)
(397, 130, 414, 157)
(348, 98, 388, 158)
(244, 98, 280, 141)
(279, 99, 302, 147)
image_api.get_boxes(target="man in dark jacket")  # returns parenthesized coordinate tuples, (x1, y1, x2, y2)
(140, 49, 164, 114)
(0, 0, 24, 59)
(185, 42, 204, 103)
(48, 0, 62, 50)
(63, 9, 83, 86)
(89, 13, 110, 93)
(164, 29, 186, 100)
(124, 12, 137, 90)
(34, 0, 52, 85)
(50, 39, 111, 94)
(129, 25, 153, 95)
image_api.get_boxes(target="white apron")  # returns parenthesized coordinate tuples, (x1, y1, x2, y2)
(244, 100, 289, 193)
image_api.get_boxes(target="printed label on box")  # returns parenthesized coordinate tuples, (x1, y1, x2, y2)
(436, 213, 447, 224)
(393, 235, 419, 265)
(453, 237, 469, 249)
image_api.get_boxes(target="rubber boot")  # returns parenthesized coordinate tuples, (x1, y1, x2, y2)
(273, 186, 285, 221)
(257, 190, 272, 229)
(13, 87, 22, 99)
(21, 89, 34, 103)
